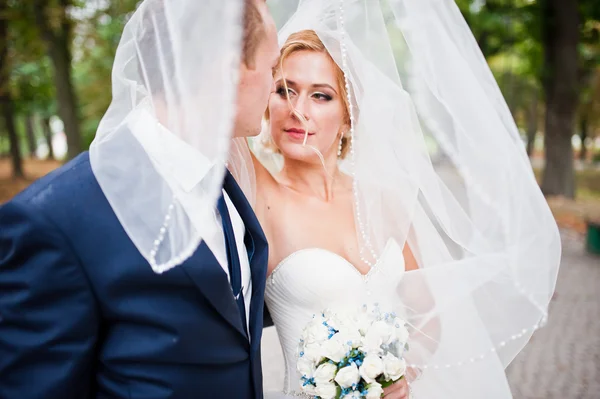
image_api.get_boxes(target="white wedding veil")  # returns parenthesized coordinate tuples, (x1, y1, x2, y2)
(89, 0, 244, 273)
(257, 0, 561, 395)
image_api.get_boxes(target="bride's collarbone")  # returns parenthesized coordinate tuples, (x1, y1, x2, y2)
(268, 206, 354, 241)
(265, 190, 353, 219)
(262, 187, 362, 270)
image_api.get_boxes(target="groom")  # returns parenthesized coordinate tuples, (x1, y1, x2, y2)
(0, 0, 278, 398)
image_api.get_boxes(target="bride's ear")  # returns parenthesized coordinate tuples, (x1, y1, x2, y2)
(341, 122, 351, 136)
(338, 126, 351, 159)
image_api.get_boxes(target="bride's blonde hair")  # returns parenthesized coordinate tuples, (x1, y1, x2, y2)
(265, 30, 352, 159)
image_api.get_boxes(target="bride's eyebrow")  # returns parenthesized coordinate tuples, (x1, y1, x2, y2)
(275, 79, 337, 94)
(312, 83, 337, 94)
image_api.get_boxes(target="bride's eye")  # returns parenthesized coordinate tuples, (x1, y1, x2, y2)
(276, 86, 295, 98)
(312, 92, 332, 101)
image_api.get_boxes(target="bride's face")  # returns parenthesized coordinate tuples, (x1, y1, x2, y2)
(269, 50, 347, 163)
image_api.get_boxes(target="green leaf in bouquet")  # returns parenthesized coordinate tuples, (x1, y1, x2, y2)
(335, 384, 343, 399)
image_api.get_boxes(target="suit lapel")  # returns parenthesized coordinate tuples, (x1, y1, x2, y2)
(222, 171, 269, 352)
(181, 241, 249, 340)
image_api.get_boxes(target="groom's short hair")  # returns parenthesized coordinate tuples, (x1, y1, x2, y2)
(242, 0, 266, 68)
(137, 0, 266, 96)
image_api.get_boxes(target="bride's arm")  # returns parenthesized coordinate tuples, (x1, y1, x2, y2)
(398, 230, 442, 383)
(403, 240, 419, 272)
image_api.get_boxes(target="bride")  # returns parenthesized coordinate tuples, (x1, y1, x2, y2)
(254, 29, 415, 398)
(228, 0, 561, 397)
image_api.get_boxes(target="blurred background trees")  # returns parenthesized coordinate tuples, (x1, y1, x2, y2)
(0, 0, 598, 200)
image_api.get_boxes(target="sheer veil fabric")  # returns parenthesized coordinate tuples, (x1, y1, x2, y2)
(253, 0, 561, 392)
(89, 0, 244, 273)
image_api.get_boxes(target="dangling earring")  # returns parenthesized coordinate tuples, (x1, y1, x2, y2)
(337, 134, 344, 157)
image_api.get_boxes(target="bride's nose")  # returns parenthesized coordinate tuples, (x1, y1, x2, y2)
(290, 95, 309, 121)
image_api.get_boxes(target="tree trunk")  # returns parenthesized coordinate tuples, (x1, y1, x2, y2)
(540, 0, 579, 199)
(526, 89, 539, 157)
(41, 116, 54, 160)
(0, 99, 24, 178)
(0, 0, 24, 178)
(0, 128, 6, 157)
(33, 0, 82, 160)
(49, 35, 81, 160)
(579, 117, 588, 161)
(25, 115, 37, 158)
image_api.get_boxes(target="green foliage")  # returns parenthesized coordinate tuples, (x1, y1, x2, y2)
(10, 59, 56, 116)
(457, 0, 599, 140)
(72, 0, 139, 145)
(1, 0, 139, 151)
(1, 0, 598, 155)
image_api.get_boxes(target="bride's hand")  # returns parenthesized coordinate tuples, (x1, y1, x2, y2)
(382, 378, 409, 398)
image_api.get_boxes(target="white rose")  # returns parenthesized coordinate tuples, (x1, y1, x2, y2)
(336, 326, 363, 349)
(365, 382, 384, 399)
(362, 330, 383, 356)
(370, 320, 394, 345)
(303, 342, 324, 364)
(314, 362, 337, 385)
(356, 311, 375, 336)
(297, 357, 316, 379)
(334, 363, 360, 388)
(359, 354, 384, 383)
(343, 391, 362, 399)
(324, 312, 342, 331)
(322, 337, 348, 363)
(315, 381, 338, 399)
(382, 353, 406, 381)
(334, 311, 354, 328)
(303, 318, 330, 344)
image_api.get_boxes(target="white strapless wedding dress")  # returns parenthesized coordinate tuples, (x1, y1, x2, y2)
(262, 238, 514, 398)
(263, 239, 405, 398)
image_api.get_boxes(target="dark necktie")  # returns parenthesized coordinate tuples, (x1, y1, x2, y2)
(216, 194, 248, 337)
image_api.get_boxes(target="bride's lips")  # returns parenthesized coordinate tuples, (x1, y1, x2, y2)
(284, 128, 314, 140)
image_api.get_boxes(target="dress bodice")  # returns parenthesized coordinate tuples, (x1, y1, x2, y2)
(264, 239, 405, 394)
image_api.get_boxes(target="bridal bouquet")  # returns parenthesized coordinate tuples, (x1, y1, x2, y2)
(297, 304, 409, 399)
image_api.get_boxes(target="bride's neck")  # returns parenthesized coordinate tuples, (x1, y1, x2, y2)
(279, 158, 341, 202)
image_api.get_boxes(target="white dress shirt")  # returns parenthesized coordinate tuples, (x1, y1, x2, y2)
(129, 106, 252, 338)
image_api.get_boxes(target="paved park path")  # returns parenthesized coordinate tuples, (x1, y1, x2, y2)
(506, 230, 600, 399)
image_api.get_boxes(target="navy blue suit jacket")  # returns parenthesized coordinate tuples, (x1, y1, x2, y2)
(0, 152, 269, 399)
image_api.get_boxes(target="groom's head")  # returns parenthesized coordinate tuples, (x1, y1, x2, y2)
(136, 0, 277, 138)
(234, 0, 279, 138)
